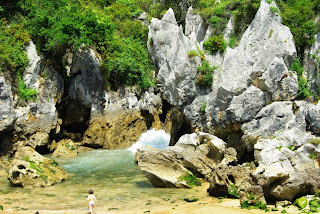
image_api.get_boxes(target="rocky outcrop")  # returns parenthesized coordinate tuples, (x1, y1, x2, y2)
(82, 110, 148, 149)
(253, 128, 320, 200)
(137, 132, 236, 188)
(183, 1, 297, 133)
(0, 76, 15, 132)
(304, 31, 320, 94)
(62, 45, 104, 127)
(52, 139, 79, 158)
(148, 8, 198, 107)
(8, 146, 69, 188)
(0, 41, 64, 153)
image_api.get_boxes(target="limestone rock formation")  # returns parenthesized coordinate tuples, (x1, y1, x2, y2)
(137, 132, 236, 188)
(183, 0, 297, 132)
(52, 139, 79, 158)
(148, 8, 198, 107)
(8, 146, 69, 188)
(82, 110, 148, 149)
(253, 128, 320, 200)
(63, 45, 104, 127)
(0, 76, 15, 132)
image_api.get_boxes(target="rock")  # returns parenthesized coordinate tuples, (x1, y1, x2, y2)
(226, 85, 266, 123)
(8, 146, 69, 188)
(137, 132, 232, 188)
(63, 45, 104, 126)
(0, 169, 8, 177)
(253, 57, 298, 101)
(82, 110, 148, 149)
(26, 132, 49, 149)
(169, 108, 192, 146)
(0, 76, 15, 132)
(185, 7, 208, 42)
(23, 41, 42, 88)
(304, 31, 320, 94)
(305, 101, 320, 135)
(52, 139, 79, 158)
(148, 8, 198, 107)
(207, 162, 266, 204)
(183, 0, 296, 133)
(241, 102, 305, 151)
(253, 128, 320, 200)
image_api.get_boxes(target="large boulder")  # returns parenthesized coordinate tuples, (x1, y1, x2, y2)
(253, 128, 320, 200)
(137, 132, 235, 188)
(52, 139, 79, 158)
(8, 146, 69, 188)
(241, 101, 306, 151)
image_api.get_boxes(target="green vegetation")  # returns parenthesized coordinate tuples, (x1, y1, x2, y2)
(293, 196, 308, 209)
(17, 73, 37, 101)
(201, 101, 207, 114)
(227, 184, 239, 198)
(1, 0, 157, 91)
(179, 170, 201, 188)
(275, 0, 320, 58)
(203, 35, 226, 53)
(0, 205, 3, 210)
(196, 0, 260, 39)
(309, 197, 320, 212)
(241, 199, 268, 211)
(308, 138, 320, 145)
(184, 198, 199, 202)
(196, 60, 216, 87)
(308, 152, 317, 159)
(290, 58, 312, 99)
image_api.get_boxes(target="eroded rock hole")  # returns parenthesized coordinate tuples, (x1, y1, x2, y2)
(141, 110, 154, 129)
(159, 99, 172, 123)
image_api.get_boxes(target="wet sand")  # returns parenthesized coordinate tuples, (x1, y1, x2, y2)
(0, 180, 301, 214)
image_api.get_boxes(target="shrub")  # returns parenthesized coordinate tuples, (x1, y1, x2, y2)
(228, 184, 239, 198)
(290, 58, 311, 99)
(201, 101, 207, 114)
(203, 35, 226, 53)
(196, 60, 216, 87)
(17, 73, 37, 101)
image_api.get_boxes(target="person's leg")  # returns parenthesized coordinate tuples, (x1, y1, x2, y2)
(89, 204, 93, 214)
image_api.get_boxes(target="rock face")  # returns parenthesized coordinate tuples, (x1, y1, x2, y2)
(63, 45, 104, 127)
(0, 76, 15, 132)
(137, 132, 236, 188)
(8, 146, 69, 188)
(148, 8, 198, 107)
(184, 1, 297, 132)
(0, 41, 64, 153)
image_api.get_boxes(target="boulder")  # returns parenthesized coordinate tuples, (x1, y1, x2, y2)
(241, 102, 305, 151)
(137, 132, 235, 188)
(52, 139, 79, 158)
(26, 132, 49, 149)
(253, 128, 320, 200)
(8, 146, 69, 188)
(82, 110, 148, 149)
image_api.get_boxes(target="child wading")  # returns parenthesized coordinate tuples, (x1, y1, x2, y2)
(87, 189, 97, 214)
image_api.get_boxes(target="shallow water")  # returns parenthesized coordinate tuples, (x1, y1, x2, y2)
(0, 129, 216, 213)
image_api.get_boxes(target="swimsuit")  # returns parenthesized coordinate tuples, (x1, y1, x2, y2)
(89, 201, 95, 206)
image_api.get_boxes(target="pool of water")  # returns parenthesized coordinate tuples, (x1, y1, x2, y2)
(0, 129, 214, 213)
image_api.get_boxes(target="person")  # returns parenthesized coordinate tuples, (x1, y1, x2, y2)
(87, 189, 97, 214)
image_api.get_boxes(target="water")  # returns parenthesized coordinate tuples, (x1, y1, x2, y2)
(0, 129, 214, 213)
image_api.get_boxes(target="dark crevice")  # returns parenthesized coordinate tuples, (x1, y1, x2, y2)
(169, 108, 192, 146)
(238, 151, 255, 164)
(159, 99, 172, 123)
(141, 110, 154, 129)
(0, 130, 14, 156)
(35, 145, 51, 155)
